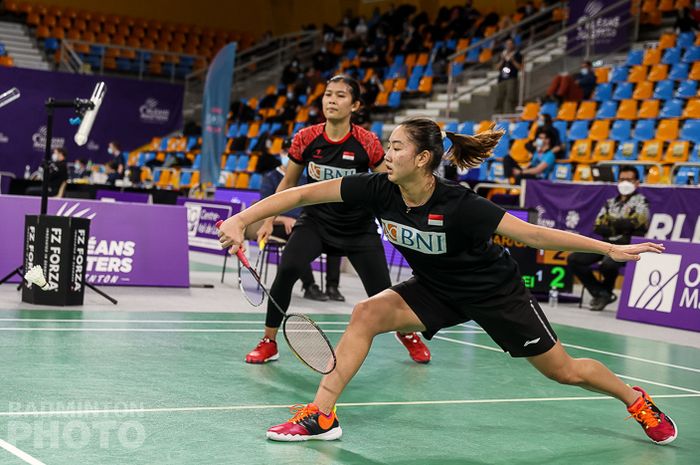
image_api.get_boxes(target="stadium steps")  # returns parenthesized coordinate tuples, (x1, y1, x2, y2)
(0, 21, 51, 70)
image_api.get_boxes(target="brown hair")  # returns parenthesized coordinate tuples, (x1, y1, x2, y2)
(399, 117, 505, 171)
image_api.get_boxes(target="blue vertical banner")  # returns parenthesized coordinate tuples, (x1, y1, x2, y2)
(200, 42, 236, 186)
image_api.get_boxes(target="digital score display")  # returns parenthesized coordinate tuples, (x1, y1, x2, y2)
(494, 209, 573, 294)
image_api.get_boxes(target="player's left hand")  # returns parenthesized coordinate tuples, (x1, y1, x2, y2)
(607, 242, 665, 262)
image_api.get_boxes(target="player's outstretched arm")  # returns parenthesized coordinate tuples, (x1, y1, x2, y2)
(495, 213, 664, 263)
(219, 179, 343, 253)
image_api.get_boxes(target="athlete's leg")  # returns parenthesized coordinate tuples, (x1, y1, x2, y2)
(313, 289, 426, 414)
(527, 341, 640, 405)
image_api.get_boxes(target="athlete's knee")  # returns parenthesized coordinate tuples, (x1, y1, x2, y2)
(348, 300, 386, 335)
(542, 361, 584, 385)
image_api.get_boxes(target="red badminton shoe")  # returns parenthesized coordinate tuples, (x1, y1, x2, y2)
(267, 403, 342, 441)
(245, 337, 279, 364)
(395, 332, 431, 364)
(626, 386, 678, 445)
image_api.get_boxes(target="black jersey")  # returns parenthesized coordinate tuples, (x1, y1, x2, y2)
(289, 123, 385, 242)
(341, 173, 520, 302)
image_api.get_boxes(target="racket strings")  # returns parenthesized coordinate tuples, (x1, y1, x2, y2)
(283, 315, 336, 374)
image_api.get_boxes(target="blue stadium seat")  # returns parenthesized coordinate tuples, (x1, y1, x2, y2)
(487, 161, 506, 182)
(593, 83, 613, 101)
(248, 173, 262, 190)
(553, 121, 568, 143)
(258, 122, 270, 136)
(673, 167, 699, 185)
(44, 38, 59, 53)
(224, 155, 238, 172)
(659, 99, 684, 118)
(494, 121, 509, 133)
(676, 80, 698, 99)
(662, 47, 682, 65)
(492, 134, 510, 158)
(625, 49, 644, 66)
(682, 45, 700, 63)
(159, 138, 169, 150)
(569, 121, 590, 140)
(669, 63, 689, 81)
(540, 102, 558, 118)
(235, 155, 250, 171)
(388, 91, 401, 109)
(680, 119, 700, 144)
(609, 66, 629, 83)
(179, 170, 193, 186)
(457, 121, 474, 135)
(237, 123, 249, 138)
(187, 137, 198, 151)
(653, 80, 675, 100)
(613, 82, 634, 100)
(227, 123, 239, 138)
(610, 120, 632, 141)
(678, 31, 696, 49)
(550, 163, 573, 181)
(511, 121, 531, 139)
(466, 47, 480, 63)
(613, 141, 639, 160)
(450, 62, 464, 77)
(370, 121, 383, 139)
(596, 100, 618, 119)
(444, 122, 458, 133)
(633, 119, 656, 141)
(192, 154, 201, 170)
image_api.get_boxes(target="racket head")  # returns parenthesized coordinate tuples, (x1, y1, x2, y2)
(282, 313, 337, 375)
(237, 248, 265, 307)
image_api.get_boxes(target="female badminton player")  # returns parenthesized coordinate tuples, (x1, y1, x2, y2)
(244, 75, 430, 365)
(218, 117, 676, 445)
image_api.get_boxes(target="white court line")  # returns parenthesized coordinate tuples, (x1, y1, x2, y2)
(1, 393, 698, 418)
(434, 336, 700, 394)
(0, 318, 353, 325)
(562, 343, 700, 374)
(0, 438, 47, 465)
(0, 327, 481, 335)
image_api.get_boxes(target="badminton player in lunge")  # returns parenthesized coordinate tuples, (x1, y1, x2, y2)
(218, 117, 677, 445)
(244, 75, 431, 365)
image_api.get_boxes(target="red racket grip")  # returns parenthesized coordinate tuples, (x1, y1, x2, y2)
(215, 220, 250, 267)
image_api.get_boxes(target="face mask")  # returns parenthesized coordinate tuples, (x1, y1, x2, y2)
(580, 68, 589, 75)
(51, 153, 59, 162)
(108, 147, 114, 155)
(509, 122, 516, 134)
(535, 139, 544, 149)
(618, 180, 636, 196)
(287, 92, 294, 99)
(280, 155, 289, 167)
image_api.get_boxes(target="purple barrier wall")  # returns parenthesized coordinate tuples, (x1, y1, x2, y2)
(1, 195, 189, 287)
(618, 238, 700, 332)
(0, 67, 184, 177)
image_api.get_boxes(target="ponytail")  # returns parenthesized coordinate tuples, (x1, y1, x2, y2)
(444, 127, 505, 169)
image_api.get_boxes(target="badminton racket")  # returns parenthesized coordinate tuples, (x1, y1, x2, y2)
(216, 221, 336, 374)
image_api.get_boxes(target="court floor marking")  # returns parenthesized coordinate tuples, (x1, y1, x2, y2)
(1, 393, 698, 418)
(433, 335, 700, 394)
(0, 438, 47, 465)
(0, 328, 482, 334)
(3, 319, 699, 373)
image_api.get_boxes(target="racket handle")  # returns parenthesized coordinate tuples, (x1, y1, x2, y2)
(215, 220, 252, 268)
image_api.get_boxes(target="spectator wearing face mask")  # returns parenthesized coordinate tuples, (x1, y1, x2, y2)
(526, 113, 565, 159)
(107, 141, 126, 176)
(568, 165, 649, 311)
(70, 158, 88, 180)
(546, 61, 597, 103)
(494, 39, 523, 114)
(25, 147, 69, 196)
(503, 132, 556, 182)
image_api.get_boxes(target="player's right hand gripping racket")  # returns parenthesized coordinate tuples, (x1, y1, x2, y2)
(217, 221, 336, 374)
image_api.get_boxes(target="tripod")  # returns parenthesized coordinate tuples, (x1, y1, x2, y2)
(0, 96, 117, 305)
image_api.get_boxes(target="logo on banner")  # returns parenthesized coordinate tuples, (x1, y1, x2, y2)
(627, 254, 682, 312)
(139, 98, 170, 123)
(565, 210, 580, 230)
(0, 132, 8, 143)
(307, 162, 356, 181)
(575, 1, 621, 42)
(381, 219, 446, 254)
(32, 126, 65, 152)
(647, 213, 700, 244)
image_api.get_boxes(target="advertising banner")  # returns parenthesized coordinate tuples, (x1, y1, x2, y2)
(176, 198, 242, 254)
(1, 195, 189, 287)
(617, 238, 700, 332)
(567, 0, 631, 55)
(0, 67, 184, 178)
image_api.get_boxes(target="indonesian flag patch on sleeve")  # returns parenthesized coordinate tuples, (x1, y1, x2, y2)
(428, 213, 444, 226)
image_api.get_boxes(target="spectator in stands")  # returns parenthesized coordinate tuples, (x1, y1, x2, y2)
(546, 61, 597, 103)
(526, 114, 565, 159)
(503, 132, 555, 182)
(26, 147, 68, 196)
(69, 158, 88, 180)
(494, 38, 523, 114)
(281, 57, 302, 86)
(568, 166, 650, 312)
(312, 45, 338, 74)
(107, 141, 126, 177)
(256, 139, 285, 174)
(674, 7, 699, 33)
(245, 146, 344, 302)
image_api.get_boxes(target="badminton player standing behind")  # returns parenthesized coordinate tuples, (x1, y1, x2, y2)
(218, 117, 676, 446)
(244, 75, 431, 365)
